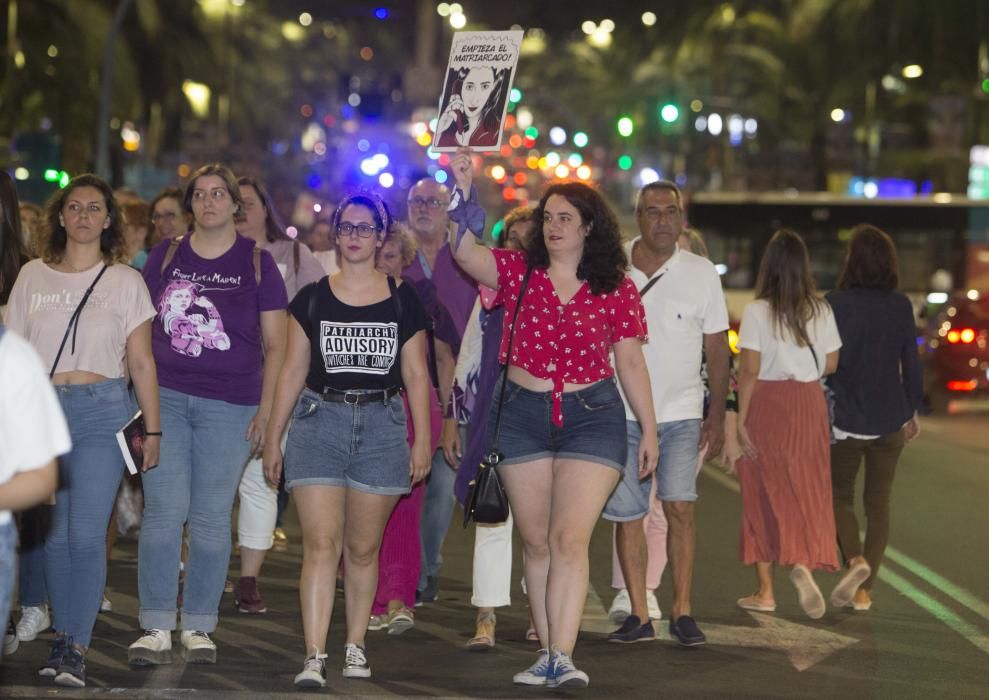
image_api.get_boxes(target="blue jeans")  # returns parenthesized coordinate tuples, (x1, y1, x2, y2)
(0, 520, 15, 655)
(18, 506, 49, 607)
(604, 419, 702, 521)
(48, 379, 131, 647)
(418, 426, 465, 588)
(138, 387, 255, 632)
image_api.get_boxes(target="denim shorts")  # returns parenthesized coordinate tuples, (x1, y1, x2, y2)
(488, 378, 627, 472)
(604, 419, 701, 521)
(284, 388, 411, 496)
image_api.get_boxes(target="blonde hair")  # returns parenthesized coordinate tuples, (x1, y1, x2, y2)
(679, 228, 709, 258)
(385, 223, 417, 267)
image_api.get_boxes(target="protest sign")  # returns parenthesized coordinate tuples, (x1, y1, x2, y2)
(432, 30, 524, 152)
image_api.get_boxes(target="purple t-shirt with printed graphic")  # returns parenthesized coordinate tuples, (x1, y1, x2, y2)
(143, 234, 288, 405)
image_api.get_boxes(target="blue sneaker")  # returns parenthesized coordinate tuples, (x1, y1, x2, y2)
(608, 614, 656, 643)
(548, 650, 589, 689)
(513, 648, 551, 686)
(39, 635, 69, 677)
(669, 615, 707, 647)
(55, 643, 86, 688)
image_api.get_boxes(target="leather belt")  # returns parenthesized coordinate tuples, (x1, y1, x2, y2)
(308, 386, 402, 404)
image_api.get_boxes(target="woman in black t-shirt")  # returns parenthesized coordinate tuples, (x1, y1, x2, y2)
(263, 193, 431, 689)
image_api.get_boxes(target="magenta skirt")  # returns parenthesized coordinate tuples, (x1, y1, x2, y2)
(736, 380, 839, 572)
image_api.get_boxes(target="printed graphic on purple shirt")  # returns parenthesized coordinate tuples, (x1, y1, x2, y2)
(157, 279, 231, 358)
(144, 234, 288, 406)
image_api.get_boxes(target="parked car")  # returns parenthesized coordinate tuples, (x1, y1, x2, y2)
(920, 291, 989, 413)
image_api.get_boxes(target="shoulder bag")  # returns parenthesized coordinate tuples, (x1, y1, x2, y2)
(463, 265, 533, 527)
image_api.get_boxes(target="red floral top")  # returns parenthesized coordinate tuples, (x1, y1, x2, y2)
(492, 249, 648, 426)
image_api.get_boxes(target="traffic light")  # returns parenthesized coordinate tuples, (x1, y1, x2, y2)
(617, 116, 634, 137)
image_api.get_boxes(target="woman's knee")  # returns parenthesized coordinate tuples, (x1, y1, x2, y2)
(548, 529, 589, 563)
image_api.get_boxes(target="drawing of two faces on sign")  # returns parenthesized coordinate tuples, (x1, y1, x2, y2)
(435, 65, 511, 149)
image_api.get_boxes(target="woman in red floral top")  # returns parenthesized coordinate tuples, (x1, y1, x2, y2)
(449, 149, 658, 689)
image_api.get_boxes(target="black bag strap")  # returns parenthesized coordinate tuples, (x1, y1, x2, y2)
(638, 271, 665, 298)
(488, 266, 534, 453)
(50, 263, 109, 379)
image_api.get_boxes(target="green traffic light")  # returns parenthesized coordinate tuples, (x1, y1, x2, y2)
(617, 116, 634, 137)
(510, 88, 522, 103)
(44, 168, 59, 182)
(618, 154, 633, 170)
(983, 78, 989, 94)
(660, 103, 680, 123)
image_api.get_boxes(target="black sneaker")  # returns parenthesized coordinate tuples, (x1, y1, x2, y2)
(3, 617, 19, 656)
(418, 576, 439, 604)
(54, 643, 86, 688)
(669, 615, 707, 647)
(39, 635, 69, 677)
(342, 643, 371, 678)
(607, 615, 656, 643)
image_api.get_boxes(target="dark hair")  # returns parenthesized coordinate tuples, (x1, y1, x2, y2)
(528, 183, 627, 295)
(150, 186, 184, 217)
(754, 229, 826, 347)
(183, 163, 244, 217)
(237, 176, 291, 243)
(635, 179, 684, 214)
(0, 171, 26, 303)
(39, 173, 126, 265)
(445, 66, 510, 143)
(498, 205, 535, 250)
(332, 191, 394, 240)
(836, 224, 899, 291)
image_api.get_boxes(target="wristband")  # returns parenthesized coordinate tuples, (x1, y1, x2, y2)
(145, 431, 163, 436)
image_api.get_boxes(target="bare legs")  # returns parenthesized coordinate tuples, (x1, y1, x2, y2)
(500, 458, 620, 655)
(293, 486, 399, 654)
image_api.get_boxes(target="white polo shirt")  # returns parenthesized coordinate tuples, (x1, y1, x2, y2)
(618, 241, 729, 423)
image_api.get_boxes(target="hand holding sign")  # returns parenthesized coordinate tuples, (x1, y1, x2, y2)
(450, 147, 474, 192)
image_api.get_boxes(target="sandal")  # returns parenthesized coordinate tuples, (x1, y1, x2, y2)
(466, 613, 495, 652)
(736, 594, 776, 612)
(526, 627, 540, 642)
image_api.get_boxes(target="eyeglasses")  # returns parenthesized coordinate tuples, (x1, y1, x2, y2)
(337, 222, 379, 238)
(151, 211, 177, 223)
(407, 196, 448, 210)
(192, 188, 230, 203)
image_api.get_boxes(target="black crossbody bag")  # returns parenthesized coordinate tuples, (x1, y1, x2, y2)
(49, 264, 109, 378)
(463, 266, 533, 527)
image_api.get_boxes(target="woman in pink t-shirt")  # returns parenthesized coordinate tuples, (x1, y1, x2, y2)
(449, 149, 658, 689)
(4, 174, 160, 687)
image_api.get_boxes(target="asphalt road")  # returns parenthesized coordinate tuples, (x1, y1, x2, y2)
(2, 412, 988, 698)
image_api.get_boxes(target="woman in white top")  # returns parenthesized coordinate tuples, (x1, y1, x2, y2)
(4, 174, 160, 687)
(734, 229, 841, 620)
(232, 176, 325, 614)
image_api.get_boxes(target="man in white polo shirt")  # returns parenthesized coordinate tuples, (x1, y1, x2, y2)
(603, 181, 729, 646)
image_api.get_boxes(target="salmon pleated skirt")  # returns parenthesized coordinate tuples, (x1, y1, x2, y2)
(736, 380, 839, 572)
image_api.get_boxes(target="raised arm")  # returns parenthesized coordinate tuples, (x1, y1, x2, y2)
(448, 148, 499, 289)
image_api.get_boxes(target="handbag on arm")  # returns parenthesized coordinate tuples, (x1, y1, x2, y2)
(462, 265, 533, 527)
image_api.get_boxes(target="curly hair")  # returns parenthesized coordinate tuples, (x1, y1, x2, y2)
(385, 223, 417, 266)
(38, 174, 127, 265)
(527, 183, 627, 295)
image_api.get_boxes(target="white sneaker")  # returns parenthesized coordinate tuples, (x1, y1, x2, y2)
(342, 643, 370, 678)
(128, 629, 173, 666)
(647, 591, 662, 621)
(100, 594, 113, 613)
(180, 630, 216, 664)
(608, 589, 631, 624)
(513, 648, 551, 686)
(16, 605, 50, 642)
(294, 650, 328, 689)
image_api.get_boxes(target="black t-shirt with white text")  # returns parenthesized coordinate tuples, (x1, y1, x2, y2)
(290, 277, 429, 392)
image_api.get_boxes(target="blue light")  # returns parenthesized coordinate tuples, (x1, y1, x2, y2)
(357, 139, 371, 152)
(435, 170, 449, 184)
(374, 7, 388, 20)
(307, 174, 322, 189)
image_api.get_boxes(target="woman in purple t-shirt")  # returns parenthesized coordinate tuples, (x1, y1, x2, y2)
(129, 164, 288, 667)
